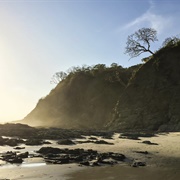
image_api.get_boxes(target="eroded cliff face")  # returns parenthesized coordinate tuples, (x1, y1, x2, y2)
(21, 44, 180, 131)
(22, 65, 136, 129)
(108, 45, 180, 131)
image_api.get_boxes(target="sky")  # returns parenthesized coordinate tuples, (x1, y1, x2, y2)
(0, 0, 180, 122)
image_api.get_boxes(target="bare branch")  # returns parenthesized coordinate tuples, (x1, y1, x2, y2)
(125, 28, 158, 59)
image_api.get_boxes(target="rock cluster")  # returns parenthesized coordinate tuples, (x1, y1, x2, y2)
(76, 139, 113, 145)
(0, 151, 28, 164)
(37, 147, 126, 166)
(0, 136, 52, 147)
(0, 136, 24, 146)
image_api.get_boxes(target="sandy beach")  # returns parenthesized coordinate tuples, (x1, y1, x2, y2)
(0, 132, 179, 180)
(68, 164, 180, 180)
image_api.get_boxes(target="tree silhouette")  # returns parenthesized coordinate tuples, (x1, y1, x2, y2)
(50, 71, 67, 84)
(125, 28, 158, 58)
(162, 36, 180, 47)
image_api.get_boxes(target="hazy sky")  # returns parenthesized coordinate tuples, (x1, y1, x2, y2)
(0, 0, 180, 122)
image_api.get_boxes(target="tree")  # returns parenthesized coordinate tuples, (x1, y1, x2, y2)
(110, 63, 118, 68)
(125, 28, 158, 58)
(162, 36, 180, 47)
(50, 71, 67, 84)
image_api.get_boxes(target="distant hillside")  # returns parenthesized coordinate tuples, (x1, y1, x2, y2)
(21, 44, 180, 131)
(21, 64, 139, 129)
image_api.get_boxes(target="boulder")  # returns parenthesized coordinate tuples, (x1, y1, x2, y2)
(25, 139, 43, 145)
(57, 139, 75, 145)
(94, 140, 113, 145)
(134, 151, 149, 154)
(131, 161, 146, 167)
(37, 147, 63, 155)
(142, 141, 158, 145)
(80, 161, 90, 166)
(14, 147, 25, 150)
(7, 157, 23, 164)
(17, 152, 29, 158)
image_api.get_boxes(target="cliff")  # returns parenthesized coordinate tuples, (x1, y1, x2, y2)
(21, 44, 180, 131)
(107, 44, 180, 131)
(22, 64, 138, 129)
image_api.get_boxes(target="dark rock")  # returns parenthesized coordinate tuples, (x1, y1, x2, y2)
(80, 161, 90, 166)
(120, 136, 141, 140)
(57, 139, 75, 145)
(120, 133, 155, 138)
(92, 161, 100, 166)
(76, 140, 93, 144)
(37, 146, 126, 168)
(37, 147, 63, 154)
(25, 139, 43, 145)
(74, 155, 84, 162)
(43, 141, 52, 144)
(131, 161, 146, 167)
(97, 152, 125, 162)
(94, 140, 113, 145)
(4, 139, 18, 146)
(58, 158, 70, 164)
(45, 153, 59, 158)
(66, 148, 85, 155)
(7, 157, 23, 164)
(110, 153, 126, 161)
(29, 154, 43, 158)
(134, 151, 149, 154)
(87, 149, 98, 155)
(1, 151, 16, 161)
(45, 156, 70, 164)
(100, 159, 117, 165)
(14, 147, 25, 150)
(45, 159, 56, 164)
(142, 141, 158, 145)
(0, 137, 24, 147)
(1, 151, 24, 164)
(102, 135, 113, 139)
(17, 152, 29, 158)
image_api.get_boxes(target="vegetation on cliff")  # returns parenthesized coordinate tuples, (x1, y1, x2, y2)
(20, 35, 180, 131)
(22, 63, 140, 129)
(108, 42, 180, 131)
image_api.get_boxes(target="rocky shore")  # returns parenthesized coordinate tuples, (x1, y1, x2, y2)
(0, 124, 179, 180)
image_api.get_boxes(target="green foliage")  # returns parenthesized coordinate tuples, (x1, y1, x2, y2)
(162, 36, 180, 48)
(23, 42, 180, 131)
(155, 35, 180, 55)
(141, 56, 152, 63)
(51, 63, 132, 85)
(50, 71, 67, 84)
(110, 63, 119, 68)
(127, 64, 143, 84)
(153, 58, 160, 70)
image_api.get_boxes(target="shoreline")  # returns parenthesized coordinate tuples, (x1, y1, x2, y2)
(0, 132, 179, 179)
(0, 163, 83, 180)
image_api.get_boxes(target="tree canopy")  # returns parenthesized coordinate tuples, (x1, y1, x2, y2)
(125, 28, 158, 58)
(50, 71, 67, 84)
(162, 36, 180, 47)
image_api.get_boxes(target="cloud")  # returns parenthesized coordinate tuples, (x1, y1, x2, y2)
(120, 1, 173, 35)
(124, 12, 172, 34)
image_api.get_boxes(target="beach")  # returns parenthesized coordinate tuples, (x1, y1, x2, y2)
(0, 132, 180, 180)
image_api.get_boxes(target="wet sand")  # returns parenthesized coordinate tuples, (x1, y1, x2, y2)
(68, 164, 180, 180)
(68, 132, 180, 180)
(0, 163, 82, 180)
(0, 132, 180, 180)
